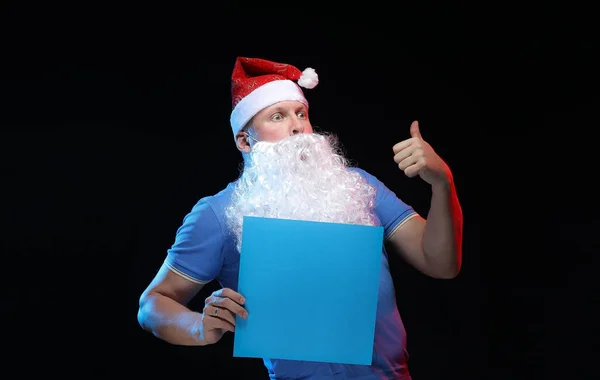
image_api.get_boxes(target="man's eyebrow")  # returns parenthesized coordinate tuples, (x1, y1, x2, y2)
(292, 104, 308, 113)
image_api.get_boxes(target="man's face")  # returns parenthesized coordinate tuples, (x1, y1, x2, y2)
(240, 101, 314, 150)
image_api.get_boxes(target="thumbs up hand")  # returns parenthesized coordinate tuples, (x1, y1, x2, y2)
(392, 121, 452, 188)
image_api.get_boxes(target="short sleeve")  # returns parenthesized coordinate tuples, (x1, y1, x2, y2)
(164, 199, 226, 284)
(352, 168, 419, 239)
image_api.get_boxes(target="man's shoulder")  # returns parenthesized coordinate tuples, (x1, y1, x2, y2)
(194, 180, 237, 217)
(175, 181, 237, 243)
(348, 166, 367, 176)
(348, 166, 379, 184)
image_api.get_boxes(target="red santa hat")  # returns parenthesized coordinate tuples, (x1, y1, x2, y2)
(229, 57, 319, 138)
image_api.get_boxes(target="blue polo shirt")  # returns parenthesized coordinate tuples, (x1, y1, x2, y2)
(165, 168, 417, 379)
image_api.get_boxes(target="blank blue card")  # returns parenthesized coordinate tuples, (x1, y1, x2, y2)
(233, 216, 383, 365)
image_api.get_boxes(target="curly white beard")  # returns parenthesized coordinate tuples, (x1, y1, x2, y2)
(224, 132, 378, 253)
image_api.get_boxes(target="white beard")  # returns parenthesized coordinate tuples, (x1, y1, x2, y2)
(224, 132, 378, 253)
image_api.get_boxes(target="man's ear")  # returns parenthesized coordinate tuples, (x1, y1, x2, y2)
(235, 131, 252, 153)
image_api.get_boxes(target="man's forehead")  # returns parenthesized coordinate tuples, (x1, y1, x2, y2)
(263, 101, 307, 113)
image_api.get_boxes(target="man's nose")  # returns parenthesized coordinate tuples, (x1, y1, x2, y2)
(291, 123, 304, 135)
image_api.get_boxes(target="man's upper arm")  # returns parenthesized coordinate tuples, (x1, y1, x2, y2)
(141, 262, 206, 306)
(386, 215, 435, 277)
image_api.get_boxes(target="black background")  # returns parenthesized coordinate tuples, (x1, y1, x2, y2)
(2, 2, 598, 379)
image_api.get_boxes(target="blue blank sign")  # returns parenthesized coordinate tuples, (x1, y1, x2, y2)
(233, 216, 383, 365)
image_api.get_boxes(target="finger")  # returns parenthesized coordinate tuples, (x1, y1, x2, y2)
(393, 145, 418, 164)
(206, 304, 238, 326)
(410, 120, 422, 139)
(212, 288, 246, 305)
(204, 311, 235, 333)
(392, 136, 422, 155)
(404, 163, 423, 178)
(204, 304, 236, 325)
(392, 139, 412, 155)
(398, 154, 419, 171)
(210, 296, 248, 319)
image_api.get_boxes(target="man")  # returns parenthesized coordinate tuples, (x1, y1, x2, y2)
(137, 57, 463, 379)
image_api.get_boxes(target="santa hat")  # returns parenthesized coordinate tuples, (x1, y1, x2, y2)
(229, 57, 319, 138)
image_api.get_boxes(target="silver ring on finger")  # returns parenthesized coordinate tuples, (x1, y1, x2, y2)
(213, 307, 219, 317)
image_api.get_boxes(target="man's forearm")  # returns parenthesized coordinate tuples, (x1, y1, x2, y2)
(422, 176, 463, 278)
(137, 293, 207, 346)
